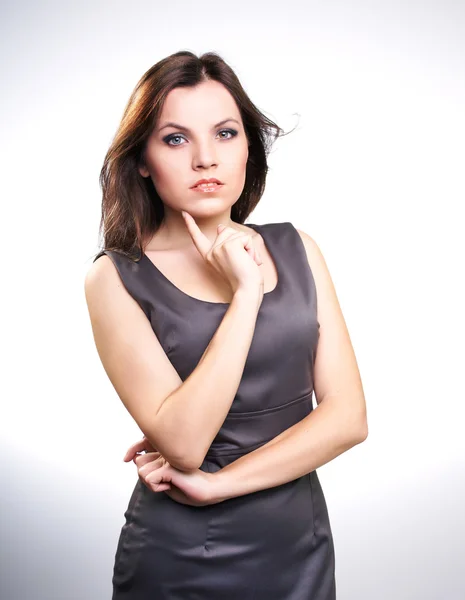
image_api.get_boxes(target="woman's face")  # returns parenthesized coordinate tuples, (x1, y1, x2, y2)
(139, 80, 249, 219)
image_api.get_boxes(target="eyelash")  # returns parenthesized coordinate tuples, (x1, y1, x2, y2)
(163, 128, 239, 147)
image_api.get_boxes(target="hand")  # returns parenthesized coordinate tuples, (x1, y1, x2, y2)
(124, 437, 220, 506)
(123, 435, 158, 463)
(181, 211, 264, 300)
(133, 451, 220, 507)
(123, 435, 173, 494)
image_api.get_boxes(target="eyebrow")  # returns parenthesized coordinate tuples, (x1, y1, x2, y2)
(157, 118, 241, 134)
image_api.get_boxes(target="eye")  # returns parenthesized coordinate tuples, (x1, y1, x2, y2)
(165, 134, 186, 147)
(218, 128, 238, 140)
(163, 128, 238, 147)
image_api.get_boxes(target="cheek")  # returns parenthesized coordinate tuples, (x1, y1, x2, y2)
(226, 142, 248, 168)
(231, 147, 249, 179)
(240, 143, 250, 168)
(150, 157, 180, 188)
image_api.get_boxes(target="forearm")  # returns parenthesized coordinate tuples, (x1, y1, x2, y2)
(211, 396, 368, 502)
(154, 288, 261, 469)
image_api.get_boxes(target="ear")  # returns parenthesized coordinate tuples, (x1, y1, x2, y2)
(138, 162, 150, 178)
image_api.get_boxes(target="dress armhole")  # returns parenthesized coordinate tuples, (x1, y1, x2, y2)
(286, 223, 320, 332)
(93, 250, 152, 321)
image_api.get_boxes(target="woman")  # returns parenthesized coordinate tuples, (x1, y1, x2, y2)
(85, 50, 368, 599)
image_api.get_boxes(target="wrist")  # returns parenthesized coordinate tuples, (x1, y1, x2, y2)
(233, 286, 262, 312)
(209, 469, 234, 504)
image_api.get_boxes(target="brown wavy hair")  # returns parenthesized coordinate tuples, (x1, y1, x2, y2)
(94, 50, 290, 261)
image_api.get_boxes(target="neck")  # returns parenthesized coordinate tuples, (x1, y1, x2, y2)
(147, 210, 242, 251)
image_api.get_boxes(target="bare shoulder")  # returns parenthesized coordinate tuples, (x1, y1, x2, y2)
(84, 253, 137, 325)
(295, 228, 326, 273)
(84, 251, 154, 355)
(84, 252, 117, 289)
(295, 228, 335, 302)
(295, 227, 368, 439)
(84, 252, 149, 355)
(294, 227, 341, 333)
(84, 252, 134, 306)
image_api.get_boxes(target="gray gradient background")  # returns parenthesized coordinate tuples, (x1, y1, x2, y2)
(1, 1, 464, 599)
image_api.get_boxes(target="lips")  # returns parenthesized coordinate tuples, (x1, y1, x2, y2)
(193, 183, 221, 189)
(191, 177, 223, 188)
(191, 182, 224, 192)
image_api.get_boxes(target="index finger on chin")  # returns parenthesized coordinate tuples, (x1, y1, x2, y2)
(181, 211, 210, 258)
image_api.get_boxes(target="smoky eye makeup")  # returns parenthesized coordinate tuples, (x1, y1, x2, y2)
(162, 128, 239, 147)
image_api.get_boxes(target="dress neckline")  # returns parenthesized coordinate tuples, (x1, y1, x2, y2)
(141, 223, 281, 307)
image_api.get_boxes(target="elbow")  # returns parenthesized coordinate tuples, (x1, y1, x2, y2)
(172, 444, 205, 471)
(355, 419, 369, 443)
(356, 428, 368, 444)
(146, 443, 201, 472)
(349, 403, 368, 444)
(167, 439, 204, 471)
(168, 454, 202, 472)
(144, 428, 204, 472)
(344, 408, 368, 445)
(149, 405, 205, 471)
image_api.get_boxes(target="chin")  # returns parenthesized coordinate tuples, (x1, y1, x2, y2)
(184, 198, 233, 217)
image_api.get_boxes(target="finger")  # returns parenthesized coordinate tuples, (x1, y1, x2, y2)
(181, 211, 211, 258)
(124, 438, 146, 458)
(146, 464, 172, 487)
(138, 458, 164, 475)
(151, 482, 171, 492)
(246, 246, 255, 261)
(212, 225, 244, 247)
(138, 473, 170, 492)
(205, 227, 249, 264)
(214, 233, 260, 268)
(241, 235, 259, 264)
(212, 230, 253, 253)
(123, 438, 147, 462)
(243, 237, 256, 262)
(134, 452, 161, 468)
(244, 235, 263, 266)
(213, 225, 256, 251)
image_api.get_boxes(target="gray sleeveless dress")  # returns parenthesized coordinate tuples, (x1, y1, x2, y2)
(93, 222, 336, 599)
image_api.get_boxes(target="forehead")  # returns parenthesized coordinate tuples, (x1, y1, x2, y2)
(158, 80, 241, 124)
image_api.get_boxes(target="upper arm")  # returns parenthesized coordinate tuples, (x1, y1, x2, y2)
(296, 229, 368, 439)
(84, 254, 188, 466)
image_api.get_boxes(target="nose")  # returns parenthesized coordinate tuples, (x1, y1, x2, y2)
(192, 138, 218, 170)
